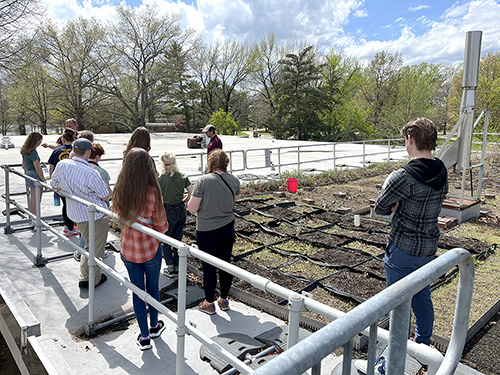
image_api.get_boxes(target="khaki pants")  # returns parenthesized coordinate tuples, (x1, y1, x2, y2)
(77, 216, 109, 284)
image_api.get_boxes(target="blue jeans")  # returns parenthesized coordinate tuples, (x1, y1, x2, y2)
(384, 242, 435, 345)
(162, 203, 187, 267)
(121, 245, 162, 338)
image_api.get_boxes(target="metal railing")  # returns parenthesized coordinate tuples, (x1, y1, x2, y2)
(243, 138, 406, 175)
(1, 164, 474, 375)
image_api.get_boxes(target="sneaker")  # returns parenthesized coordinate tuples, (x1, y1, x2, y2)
(217, 297, 230, 311)
(199, 300, 216, 315)
(73, 251, 81, 262)
(173, 265, 179, 274)
(150, 320, 166, 338)
(63, 226, 68, 233)
(163, 266, 177, 278)
(65, 228, 80, 237)
(137, 334, 152, 350)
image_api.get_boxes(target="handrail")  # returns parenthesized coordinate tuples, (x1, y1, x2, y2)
(2, 158, 474, 375)
(252, 249, 473, 375)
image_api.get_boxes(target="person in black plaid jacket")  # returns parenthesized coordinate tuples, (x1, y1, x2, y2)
(375, 117, 448, 345)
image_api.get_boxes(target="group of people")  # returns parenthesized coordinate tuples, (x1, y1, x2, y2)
(20, 117, 447, 359)
(20, 121, 238, 350)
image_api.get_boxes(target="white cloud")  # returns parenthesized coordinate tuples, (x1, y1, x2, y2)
(39, 0, 500, 67)
(354, 9, 368, 17)
(345, 0, 500, 66)
(409, 5, 430, 11)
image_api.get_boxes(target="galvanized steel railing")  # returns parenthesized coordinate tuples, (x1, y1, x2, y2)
(2, 163, 474, 375)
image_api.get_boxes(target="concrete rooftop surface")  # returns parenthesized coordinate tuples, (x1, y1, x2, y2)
(0, 131, 482, 374)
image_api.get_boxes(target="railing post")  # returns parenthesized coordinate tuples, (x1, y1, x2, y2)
(3, 166, 13, 234)
(362, 141, 366, 167)
(229, 150, 233, 173)
(342, 340, 353, 375)
(176, 245, 189, 375)
(86, 205, 97, 335)
(333, 143, 337, 169)
(387, 300, 411, 375)
(367, 323, 378, 375)
(287, 293, 303, 349)
(278, 148, 282, 174)
(297, 146, 301, 171)
(387, 139, 391, 161)
(34, 181, 44, 266)
(199, 153, 204, 174)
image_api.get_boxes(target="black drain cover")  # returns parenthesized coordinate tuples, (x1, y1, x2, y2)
(254, 326, 311, 351)
(200, 333, 266, 373)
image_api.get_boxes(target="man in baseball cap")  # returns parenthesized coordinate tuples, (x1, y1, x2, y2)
(202, 124, 222, 154)
(51, 135, 110, 288)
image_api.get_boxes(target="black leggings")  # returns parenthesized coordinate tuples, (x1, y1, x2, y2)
(196, 221, 235, 303)
(60, 196, 74, 231)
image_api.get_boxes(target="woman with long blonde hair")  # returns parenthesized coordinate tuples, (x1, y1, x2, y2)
(113, 148, 169, 350)
(20, 132, 46, 220)
(158, 152, 193, 277)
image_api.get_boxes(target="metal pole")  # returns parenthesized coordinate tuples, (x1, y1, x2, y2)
(176, 246, 189, 375)
(387, 300, 411, 375)
(367, 323, 378, 375)
(278, 148, 282, 174)
(4, 166, 12, 234)
(333, 143, 336, 169)
(476, 110, 489, 200)
(287, 293, 303, 349)
(297, 146, 301, 171)
(387, 139, 391, 161)
(363, 142, 366, 167)
(87, 205, 96, 333)
(34, 181, 43, 265)
(342, 340, 353, 375)
(229, 150, 233, 173)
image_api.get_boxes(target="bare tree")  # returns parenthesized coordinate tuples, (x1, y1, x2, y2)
(41, 18, 109, 129)
(0, 0, 42, 69)
(95, 4, 192, 129)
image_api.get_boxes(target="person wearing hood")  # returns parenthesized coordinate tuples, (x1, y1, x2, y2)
(375, 117, 448, 347)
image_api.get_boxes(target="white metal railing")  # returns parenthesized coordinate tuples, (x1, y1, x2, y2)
(1, 165, 474, 375)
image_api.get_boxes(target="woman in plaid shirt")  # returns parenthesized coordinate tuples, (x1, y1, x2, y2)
(113, 148, 169, 350)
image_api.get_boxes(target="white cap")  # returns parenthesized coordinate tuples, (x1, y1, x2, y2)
(201, 124, 215, 133)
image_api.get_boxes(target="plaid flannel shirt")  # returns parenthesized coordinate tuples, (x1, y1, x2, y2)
(375, 168, 448, 257)
(120, 187, 169, 263)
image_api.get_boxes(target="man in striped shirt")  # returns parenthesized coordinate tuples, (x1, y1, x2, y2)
(51, 138, 111, 288)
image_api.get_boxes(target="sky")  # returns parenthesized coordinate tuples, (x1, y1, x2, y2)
(41, 0, 500, 66)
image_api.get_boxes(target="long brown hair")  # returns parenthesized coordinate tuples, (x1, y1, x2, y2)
(206, 149, 229, 173)
(20, 132, 43, 156)
(113, 148, 163, 227)
(123, 127, 151, 156)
